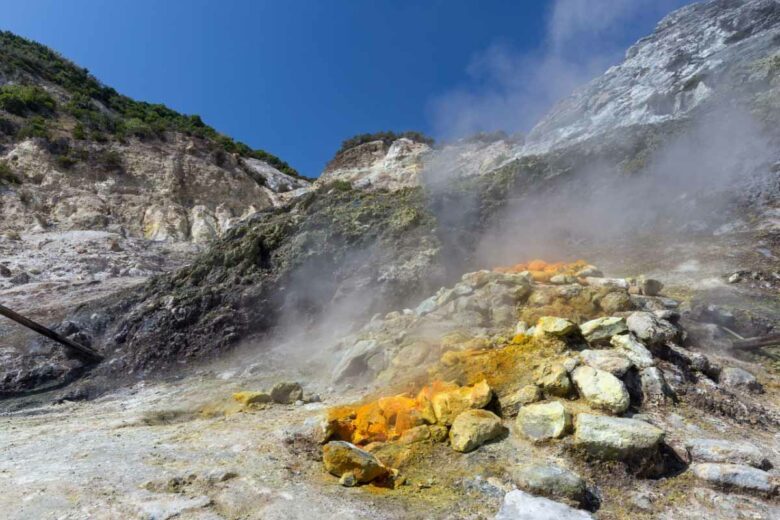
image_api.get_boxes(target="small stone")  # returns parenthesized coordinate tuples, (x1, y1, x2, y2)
(270, 382, 304, 404)
(599, 291, 633, 314)
(399, 425, 432, 444)
(501, 385, 542, 416)
(610, 333, 655, 369)
(550, 274, 577, 285)
(727, 273, 741, 284)
(580, 317, 628, 345)
(571, 366, 630, 414)
(510, 463, 587, 504)
(534, 317, 578, 339)
(575, 265, 603, 278)
(719, 367, 762, 393)
(9, 271, 30, 285)
(496, 490, 593, 520)
(449, 409, 504, 453)
(322, 441, 388, 484)
(691, 463, 777, 495)
(339, 472, 358, 487)
(573, 414, 664, 461)
(516, 401, 571, 441)
(685, 438, 770, 469)
(580, 349, 632, 377)
(535, 363, 572, 398)
(0, 264, 10, 277)
(637, 276, 664, 296)
(585, 277, 629, 289)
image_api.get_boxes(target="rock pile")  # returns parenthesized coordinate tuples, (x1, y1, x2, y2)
(313, 262, 774, 506)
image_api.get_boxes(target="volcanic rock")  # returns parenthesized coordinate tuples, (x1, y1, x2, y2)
(598, 291, 633, 314)
(535, 363, 573, 398)
(580, 316, 628, 345)
(610, 333, 655, 369)
(573, 414, 664, 461)
(634, 367, 673, 406)
(691, 463, 777, 495)
(585, 277, 629, 290)
(322, 441, 389, 484)
(510, 463, 588, 505)
(636, 276, 664, 296)
(579, 349, 632, 377)
(626, 312, 678, 346)
(719, 367, 762, 393)
(430, 379, 492, 425)
(571, 366, 630, 414)
(685, 438, 770, 469)
(232, 391, 272, 406)
(270, 382, 304, 404)
(496, 490, 594, 520)
(449, 409, 504, 452)
(575, 266, 603, 278)
(534, 317, 578, 339)
(516, 401, 571, 441)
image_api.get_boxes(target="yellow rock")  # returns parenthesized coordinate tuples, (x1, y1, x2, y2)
(429, 379, 492, 426)
(232, 391, 272, 406)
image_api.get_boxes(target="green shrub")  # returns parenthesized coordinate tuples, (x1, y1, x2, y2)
(17, 115, 49, 139)
(0, 160, 20, 185)
(55, 154, 77, 169)
(0, 84, 55, 116)
(337, 131, 434, 155)
(72, 121, 85, 139)
(329, 179, 353, 192)
(98, 149, 123, 172)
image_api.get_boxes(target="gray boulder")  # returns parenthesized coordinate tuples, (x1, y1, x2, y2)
(691, 463, 777, 495)
(626, 312, 678, 346)
(610, 333, 655, 369)
(495, 490, 593, 520)
(510, 463, 587, 505)
(580, 316, 628, 345)
(719, 367, 762, 393)
(516, 401, 571, 441)
(685, 438, 771, 469)
(579, 349, 632, 377)
(573, 414, 664, 461)
(571, 366, 630, 414)
(635, 367, 673, 406)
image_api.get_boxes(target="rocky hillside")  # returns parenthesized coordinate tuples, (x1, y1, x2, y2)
(0, 31, 310, 244)
(5, 0, 780, 401)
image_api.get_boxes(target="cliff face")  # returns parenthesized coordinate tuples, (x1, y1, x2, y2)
(0, 32, 309, 245)
(525, 0, 780, 153)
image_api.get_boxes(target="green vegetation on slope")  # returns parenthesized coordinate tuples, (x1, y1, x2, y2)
(337, 131, 434, 155)
(0, 31, 303, 178)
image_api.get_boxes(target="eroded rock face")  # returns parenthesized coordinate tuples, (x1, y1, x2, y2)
(1, 137, 309, 243)
(685, 438, 770, 469)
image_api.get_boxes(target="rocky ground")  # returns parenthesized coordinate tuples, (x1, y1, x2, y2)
(1, 249, 778, 519)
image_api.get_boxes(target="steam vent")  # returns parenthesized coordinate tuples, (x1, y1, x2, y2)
(2, 0, 780, 518)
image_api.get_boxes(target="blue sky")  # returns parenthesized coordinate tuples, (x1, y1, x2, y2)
(2, 0, 691, 177)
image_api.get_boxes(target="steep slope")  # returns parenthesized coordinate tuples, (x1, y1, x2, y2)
(0, 31, 310, 245)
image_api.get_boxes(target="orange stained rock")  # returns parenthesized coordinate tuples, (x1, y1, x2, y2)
(326, 380, 490, 446)
(493, 259, 589, 282)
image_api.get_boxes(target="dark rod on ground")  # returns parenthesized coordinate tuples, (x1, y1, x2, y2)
(0, 303, 103, 363)
(731, 333, 780, 351)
